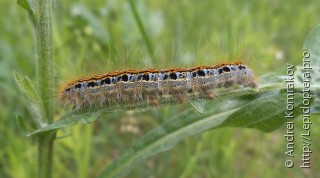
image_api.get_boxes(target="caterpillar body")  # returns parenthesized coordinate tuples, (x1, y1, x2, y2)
(60, 62, 256, 109)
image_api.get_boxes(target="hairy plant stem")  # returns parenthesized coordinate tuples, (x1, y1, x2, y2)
(33, 0, 54, 122)
(32, 0, 56, 177)
(38, 131, 56, 178)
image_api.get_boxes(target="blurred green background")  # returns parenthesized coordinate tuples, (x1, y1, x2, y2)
(1, 0, 320, 177)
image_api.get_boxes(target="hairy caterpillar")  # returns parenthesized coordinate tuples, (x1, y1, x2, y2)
(60, 62, 256, 109)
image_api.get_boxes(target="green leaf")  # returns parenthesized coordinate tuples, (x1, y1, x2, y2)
(259, 72, 285, 85)
(28, 110, 100, 136)
(220, 92, 308, 132)
(295, 24, 320, 88)
(303, 24, 320, 67)
(311, 97, 320, 115)
(296, 24, 320, 114)
(16, 114, 28, 135)
(13, 71, 47, 128)
(98, 90, 307, 178)
(17, 0, 34, 15)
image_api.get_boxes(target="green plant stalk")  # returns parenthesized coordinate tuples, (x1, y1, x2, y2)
(32, 0, 56, 178)
(128, 0, 155, 59)
(38, 131, 56, 178)
(33, 0, 54, 122)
